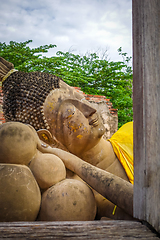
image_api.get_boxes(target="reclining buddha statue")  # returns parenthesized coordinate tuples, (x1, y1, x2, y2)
(0, 57, 134, 221)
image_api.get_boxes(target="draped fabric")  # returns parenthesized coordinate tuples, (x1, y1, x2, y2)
(108, 122, 134, 184)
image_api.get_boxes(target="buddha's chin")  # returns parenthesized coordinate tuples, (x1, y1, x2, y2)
(91, 123, 105, 139)
(82, 126, 106, 152)
(98, 124, 106, 138)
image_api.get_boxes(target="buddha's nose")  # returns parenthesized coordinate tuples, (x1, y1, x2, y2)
(78, 101, 96, 118)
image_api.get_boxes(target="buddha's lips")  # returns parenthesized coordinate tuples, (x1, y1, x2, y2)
(89, 116, 99, 127)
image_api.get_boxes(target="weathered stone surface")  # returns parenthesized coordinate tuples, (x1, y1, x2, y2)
(39, 179, 97, 221)
(0, 164, 41, 222)
(29, 152, 66, 190)
(0, 122, 37, 165)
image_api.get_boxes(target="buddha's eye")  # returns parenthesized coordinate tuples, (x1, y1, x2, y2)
(63, 105, 75, 119)
(67, 108, 75, 117)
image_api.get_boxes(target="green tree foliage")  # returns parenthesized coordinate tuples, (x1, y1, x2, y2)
(0, 40, 133, 128)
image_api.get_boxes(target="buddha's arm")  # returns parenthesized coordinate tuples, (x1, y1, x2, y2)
(39, 144, 133, 217)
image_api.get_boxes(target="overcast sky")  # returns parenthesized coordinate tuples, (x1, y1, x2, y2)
(0, 0, 132, 62)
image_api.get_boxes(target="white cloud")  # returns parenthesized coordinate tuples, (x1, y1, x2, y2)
(0, 0, 132, 62)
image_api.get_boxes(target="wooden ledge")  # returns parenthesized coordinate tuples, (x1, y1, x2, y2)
(0, 220, 159, 239)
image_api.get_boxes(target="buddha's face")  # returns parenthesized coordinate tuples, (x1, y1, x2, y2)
(43, 81, 105, 155)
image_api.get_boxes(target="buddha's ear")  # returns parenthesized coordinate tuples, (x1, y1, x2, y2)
(37, 129, 56, 146)
(37, 129, 69, 151)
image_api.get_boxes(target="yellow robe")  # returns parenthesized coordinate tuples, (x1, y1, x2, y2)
(108, 122, 134, 184)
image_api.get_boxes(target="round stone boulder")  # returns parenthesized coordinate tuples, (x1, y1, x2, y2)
(29, 152, 66, 190)
(0, 122, 37, 165)
(39, 179, 97, 221)
(0, 164, 41, 221)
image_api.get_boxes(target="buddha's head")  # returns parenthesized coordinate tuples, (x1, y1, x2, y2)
(0, 57, 105, 155)
(43, 81, 105, 155)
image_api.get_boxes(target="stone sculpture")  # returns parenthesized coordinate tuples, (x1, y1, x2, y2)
(0, 121, 97, 221)
(0, 57, 133, 221)
(0, 163, 41, 222)
(39, 179, 97, 221)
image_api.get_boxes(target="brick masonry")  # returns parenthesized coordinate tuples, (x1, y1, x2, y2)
(73, 87, 118, 116)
